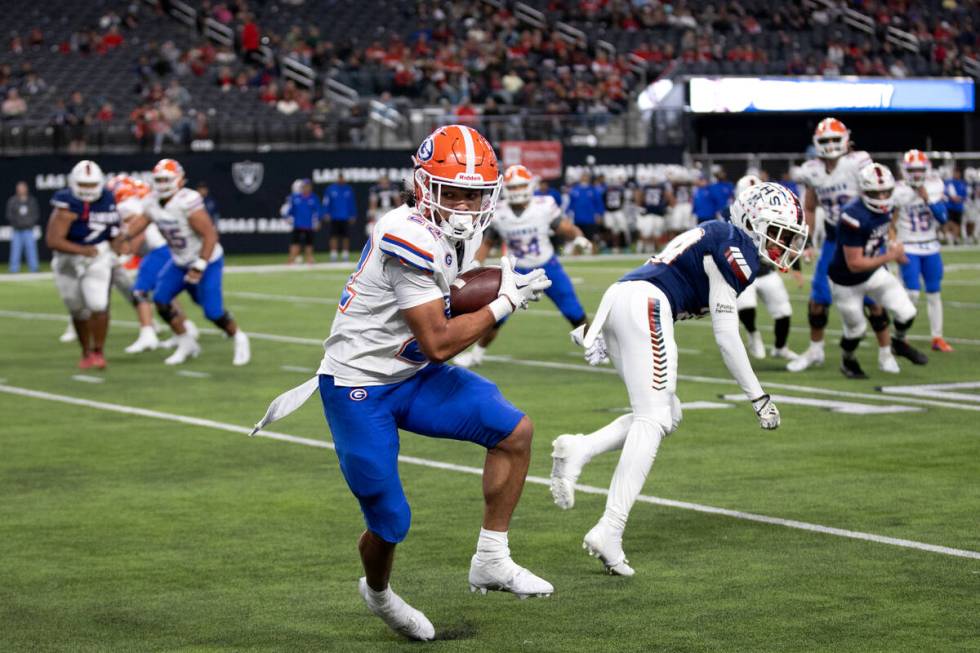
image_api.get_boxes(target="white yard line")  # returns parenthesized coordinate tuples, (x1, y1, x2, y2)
(176, 370, 211, 379)
(1, 382, 977, 562)
(2, 309, 979, 413)
(71, 374, 104, 384)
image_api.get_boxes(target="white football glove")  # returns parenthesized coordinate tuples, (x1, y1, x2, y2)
(751, 394, 780, 430)
(570, 323, 609, 366)
(572, 235, 592, 252)
(497, 256, 551, 311)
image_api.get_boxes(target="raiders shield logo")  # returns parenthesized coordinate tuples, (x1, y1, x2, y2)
(232, 161, 264, 194)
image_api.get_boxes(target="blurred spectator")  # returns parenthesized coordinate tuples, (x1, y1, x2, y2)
(284, 178, 322, 264)
(535, 178, 563, 208)
(240, 13, 262, 64)
(101, 26, 124, 50)
(21, 72, 46, 96)
(6, 181, 39, 273)
(165, 78, 191, 107)
(323, 173, 356, 261)
(96, 102, 115, 122)
(28, 28, 43, 49)
(567, 172, 602, 246)
(1, 89, 27, 119)
(197, 181, 220, 220)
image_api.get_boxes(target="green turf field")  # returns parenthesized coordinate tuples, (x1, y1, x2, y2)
(2, 250, 979, 652)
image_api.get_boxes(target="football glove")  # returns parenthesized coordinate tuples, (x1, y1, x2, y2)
(751, 393, 780, 430)
(497, 256, 551, 311)
(572, 235, 592, 252)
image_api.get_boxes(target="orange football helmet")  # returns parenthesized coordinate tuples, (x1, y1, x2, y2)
(412, 124, 501, 241)
(107, 175, 151, 204)
(901, 149, 930, 187)
(812, 117, 850, 160)
(152, 158, 186, 199)
(502, 164, 535, 205)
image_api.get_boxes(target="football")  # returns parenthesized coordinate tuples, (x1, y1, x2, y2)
(449, 266, 502, 316)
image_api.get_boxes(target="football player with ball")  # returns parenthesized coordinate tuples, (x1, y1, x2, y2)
(250, 125, 553, 641)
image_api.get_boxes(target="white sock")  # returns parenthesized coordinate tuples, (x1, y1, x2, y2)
(602, 417, 665, 534)
(908, 289, 920, 304)
(234, 329, 248, 342)
(342, 250, 349, 259)
(879, 345, 892, 358)
(927, 292, 943, 337)
(810, 339, 825, 354)
(581, 414, 633, 461)
(476, 528, 509, 563)
(139, 325, 155, 338)
(365, 584, 392, 606)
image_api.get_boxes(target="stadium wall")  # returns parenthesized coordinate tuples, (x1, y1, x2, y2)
(0, 146, 683, 261)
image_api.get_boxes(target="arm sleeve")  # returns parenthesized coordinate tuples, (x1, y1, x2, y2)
(705, 256, 765, 400)
(928, 201, 948, 224)
(387, 258, 445, 310)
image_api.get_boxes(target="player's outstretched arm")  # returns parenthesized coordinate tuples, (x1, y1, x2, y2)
(705, 257, 778, 429)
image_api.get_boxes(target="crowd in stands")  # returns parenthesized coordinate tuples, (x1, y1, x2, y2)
(0, 0, 979, 152)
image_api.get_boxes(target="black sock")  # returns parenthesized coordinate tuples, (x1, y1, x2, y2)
(739, 308, 757, 333)
(774, 317, 790, 349)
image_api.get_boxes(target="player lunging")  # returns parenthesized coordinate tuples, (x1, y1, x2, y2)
(455, 163, 590, 368)
(829, 163, 926, 377)
(550, 183, 806, 576)
(122, 159, 249, 365)
(45, 161, 121, 369)
(893, 150, 953, 353)
(250, 126, 553, 641)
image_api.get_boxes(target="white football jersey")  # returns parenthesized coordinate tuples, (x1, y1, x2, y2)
(491, 196, 562, 268)
(318, 204, 482, 386)
(893, 175, 946, 255)
(800, 151, 871, 231)
(117, 196, 167, 252)
(144, 188, 222, 266)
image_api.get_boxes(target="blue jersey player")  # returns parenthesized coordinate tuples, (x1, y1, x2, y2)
(45, 160, 120, 369)
(550, 182, 807, 576)
(829, 163, 925, 379)
(249, 126, 554, 642)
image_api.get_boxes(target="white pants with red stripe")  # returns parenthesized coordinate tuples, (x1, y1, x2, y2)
(735, 273, 792, 319)
(578, 280, 681, 535)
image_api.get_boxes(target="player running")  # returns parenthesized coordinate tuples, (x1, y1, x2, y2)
(829, 163, 925, 377)
(789, 118, 894, 372)
(893, 150, 953, 352)
(121, 159, 249, 366)
(550, 182, 806, 576)
(45, 160, 121, 369)
(249, 125, 554, 641)
(454, 163, 591, 368)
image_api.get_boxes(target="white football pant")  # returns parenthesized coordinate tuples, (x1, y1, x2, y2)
(735, 274, 792, 319)
(635, 213, 664, 239)
(668, 203, 694, 232)
(830, 267, 916, 339)
(590, 281, 680, 533)
(52, 245, 113, 317)
(604, 210, 631, 236)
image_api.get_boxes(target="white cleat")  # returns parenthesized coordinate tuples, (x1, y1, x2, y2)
(770, 346, 798, 360)
(164, 335, 201, 365)
(232, 330, 251, 366)
(550, 434, 588, 510)
(878, 352, 901, 374)
(184, 319, 200, 340)
(453, 349, 483, 368)
(786, 346, 825, 372)
(158, 337, 178, 350)
(468, 555, 554, 599)
(583, 523, 635, 577)
(59, 322, 77, 343)
(358, 577, 434, 642)
(125, 327, 160, 354)
(747, 331, 766, 359)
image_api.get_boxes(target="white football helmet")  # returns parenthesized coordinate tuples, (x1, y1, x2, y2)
(965, 166, 979, 184)
(735, 174, 762, 198)
(69, 160, 106, 203)
(730, 182, 809, 271)
(858, 162, 896, 213)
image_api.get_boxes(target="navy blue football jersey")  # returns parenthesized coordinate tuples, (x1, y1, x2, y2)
(603, 185, 626, 211)
(621, 220, 760, 320)
(51, 188, 119, 245)
(640, 183, 670, 214)
(829, 199, 891, 286)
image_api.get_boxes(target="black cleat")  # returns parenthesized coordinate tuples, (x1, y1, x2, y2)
(892, 339, 928, 365)
(840, 357, 869, 379)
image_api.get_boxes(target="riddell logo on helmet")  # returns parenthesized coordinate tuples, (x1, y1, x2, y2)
(454, 173, 483, 182)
